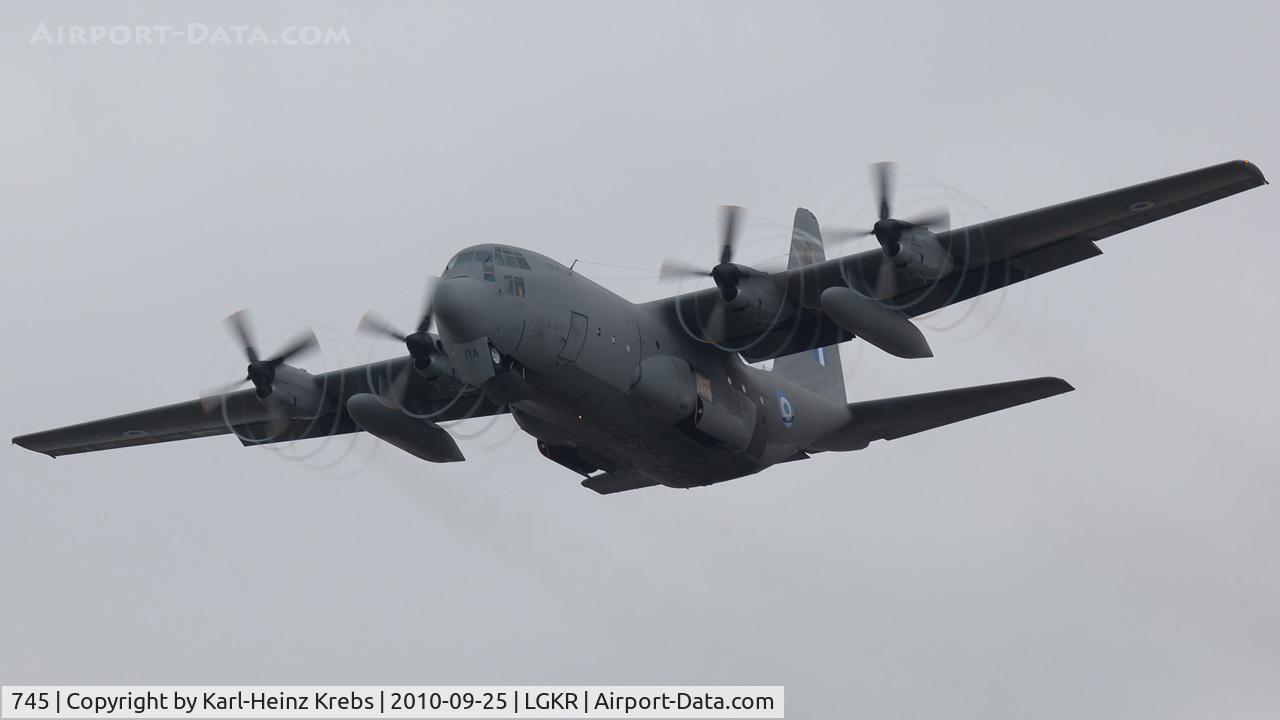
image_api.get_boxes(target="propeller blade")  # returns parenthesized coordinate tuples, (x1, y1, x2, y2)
(266, 328, 319, 366)
(416, 276, 439, 333)
(704, 300, 728, 343)
(659, 257, 712, 280)
(719, 205, 742, 264)
(357, 311, 407, 342)
(872, 162, 895, 221)
(875, 255, 899, 300)
(225, 310, 258, 363)
(260, 413, 295, 440)
(199, 376, 249, 412)
(384, 366, 413, 408)
(750, 256, 791, 275)
(903, 207, 950, 231)
(821, 227, 876, 242)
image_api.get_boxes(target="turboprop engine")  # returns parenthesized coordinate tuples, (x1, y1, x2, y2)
(660, 205, 794, 342)
(259, 363, 328, 419)
(202, 309, 330, 420)
(718, 268, 788, 326)
(856, 163, 957, 297)
(820, 162, 962, 359)
(883, 225, 955, 282)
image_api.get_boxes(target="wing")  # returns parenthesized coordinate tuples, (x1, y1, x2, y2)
(810, 377, 1074, 452)
(12, 356, 505, 458)
(12, 390, 275, 458)
(940, 159, 1268, 267)
(648, 160, 1267, 361)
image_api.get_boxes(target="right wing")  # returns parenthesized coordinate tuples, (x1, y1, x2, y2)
(938, 159, 1268, 267)
(648, 160, 1266, 361)
(12, 356, 505, 458)
(809, 377, 1074, 452)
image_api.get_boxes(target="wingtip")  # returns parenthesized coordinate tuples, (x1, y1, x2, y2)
(12, 436, 57, 458)
(1045, 377, 1075, 394)
(1238, 159, 1268, 185)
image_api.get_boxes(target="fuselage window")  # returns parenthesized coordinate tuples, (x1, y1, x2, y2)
(478, 252, 496, 283)
(503, 275, 526, 297)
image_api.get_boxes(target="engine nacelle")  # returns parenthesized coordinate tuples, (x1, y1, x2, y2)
(261, 364, 327, 419)
(723, 271, 789, 326)
(890, 227, 956, 281)
(628, 355, 698, 425)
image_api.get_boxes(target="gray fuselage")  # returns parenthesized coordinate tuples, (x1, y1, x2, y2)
(427, 244, 849, 488)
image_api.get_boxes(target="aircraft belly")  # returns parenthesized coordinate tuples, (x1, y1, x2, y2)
(514, 366, 761, 488)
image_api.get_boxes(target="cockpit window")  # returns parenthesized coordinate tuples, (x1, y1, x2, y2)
(445, 250, 477, 272)
(495, 247, 531, 270)
(446, 247, 530, 279)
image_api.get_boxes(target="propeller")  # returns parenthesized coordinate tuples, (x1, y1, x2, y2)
(202, 310, 319, 406)
(828, 163, 951, 299)
(660, 205, 746, 302)
(357, 276, 440, 370)
(862, 162, 951, 255)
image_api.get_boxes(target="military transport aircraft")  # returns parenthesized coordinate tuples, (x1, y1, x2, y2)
(12, 160, 1267, 493)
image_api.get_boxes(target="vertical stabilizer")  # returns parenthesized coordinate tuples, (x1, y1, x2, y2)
(772, 208, 847, 402)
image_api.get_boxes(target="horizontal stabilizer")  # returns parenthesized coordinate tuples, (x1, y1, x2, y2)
(809, 377, 1073, 451)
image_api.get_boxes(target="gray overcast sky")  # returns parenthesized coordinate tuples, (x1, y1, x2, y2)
(2, 2, 1277, 718)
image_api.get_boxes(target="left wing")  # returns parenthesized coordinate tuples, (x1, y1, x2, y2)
(12, 356, 505, 458)
(648, 159, 1266, 361)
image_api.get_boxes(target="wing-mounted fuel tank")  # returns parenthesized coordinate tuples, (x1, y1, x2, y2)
(820, 287, 933, 359)
(345, 393, 464, 463)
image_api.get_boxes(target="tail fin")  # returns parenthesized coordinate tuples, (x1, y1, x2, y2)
(772, 208, 847, 402)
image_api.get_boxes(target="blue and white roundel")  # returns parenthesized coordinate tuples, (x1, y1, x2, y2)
(776, 391, 795, 428)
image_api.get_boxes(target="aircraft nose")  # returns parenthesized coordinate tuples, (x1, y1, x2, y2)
(432, 277, 497, 342)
